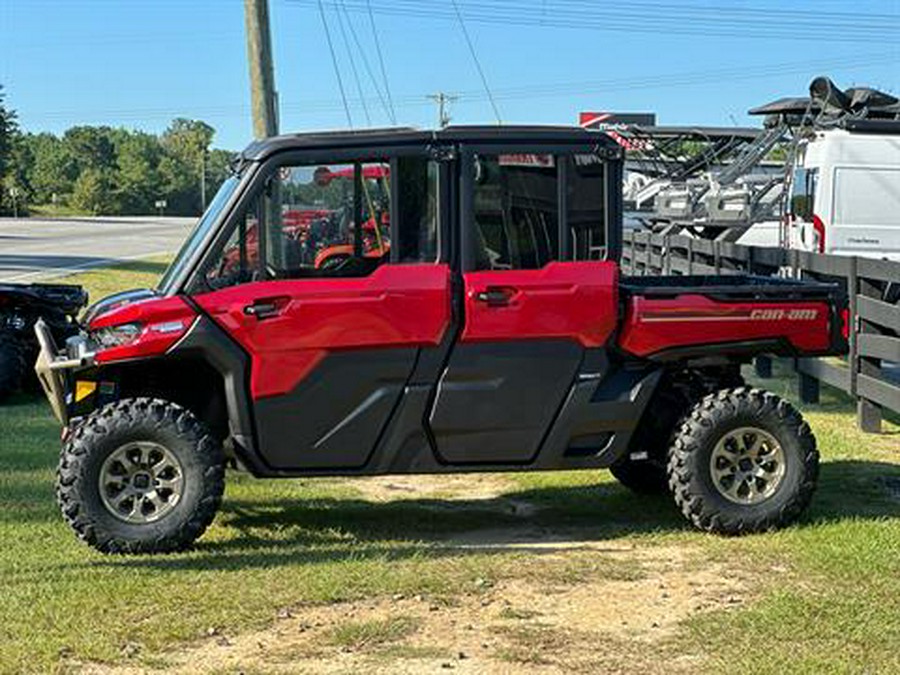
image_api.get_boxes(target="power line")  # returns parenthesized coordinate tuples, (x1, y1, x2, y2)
(20, 52, 900, 124)
(450, 0, 502, 124)
(290, 1, 900, 44)
(365, 0, 397, 123)
(334, 2, 372, 125)
(336, 0, 900, 32)
(317, 0, 353, 127)
(338, 0, 394, 123)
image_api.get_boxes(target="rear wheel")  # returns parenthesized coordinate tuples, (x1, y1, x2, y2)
(0, 329, 26, 401)
(668, 387, 818, 534)
(611, 368, 745, 495)
(57, 398, 225, 554)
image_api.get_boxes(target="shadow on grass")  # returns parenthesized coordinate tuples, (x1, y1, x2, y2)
(88, 459, 900, 573)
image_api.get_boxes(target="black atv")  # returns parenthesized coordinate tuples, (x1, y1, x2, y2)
(0, 283, 87, 400)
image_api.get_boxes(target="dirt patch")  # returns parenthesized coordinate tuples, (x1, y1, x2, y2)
(77, 544, 748, 675)
(348, 473, 518, 503)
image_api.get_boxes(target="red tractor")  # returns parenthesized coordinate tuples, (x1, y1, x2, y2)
(35, 127, 846, 554)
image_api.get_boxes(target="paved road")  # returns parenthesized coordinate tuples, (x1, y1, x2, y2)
(0, 216, 195, 283)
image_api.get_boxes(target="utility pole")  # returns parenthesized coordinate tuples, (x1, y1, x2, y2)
(199, 151, 207, 212)
(244, 0, 283, 265)
(427, 92, 458, 128)
(244, 0, 279, 139)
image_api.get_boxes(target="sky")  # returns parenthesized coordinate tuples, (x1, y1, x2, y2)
(1, 0, 899, 151)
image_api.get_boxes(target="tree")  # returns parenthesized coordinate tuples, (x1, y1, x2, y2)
(206, 148, 236, 194)
(63, 126, 116, 173)
(22, 133, 78, 205)
(159, 119, 216, 215)
(71, 168, 115, 215)
(3, 134, 34, 212)
(0, 85, 20, 215)
(3, 113, 231, 216)
(113, 130, 162, 214)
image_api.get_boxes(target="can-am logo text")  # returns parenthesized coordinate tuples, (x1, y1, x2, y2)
(749, 309, 819, 321)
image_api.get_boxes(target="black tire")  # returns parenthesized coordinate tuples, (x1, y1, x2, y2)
(610, 457, 669, 494)
(668, 387, 818, 535)
(19, 342, 43, 394)
(57, 398, 225, 554)
(0, 330, 26, 401)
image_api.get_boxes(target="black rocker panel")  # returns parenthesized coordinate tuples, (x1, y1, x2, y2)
(253, 348, 418, 470)
(428, 341, 583, 464)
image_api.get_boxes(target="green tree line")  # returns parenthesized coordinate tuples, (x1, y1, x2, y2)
(0, 86, 234, 217)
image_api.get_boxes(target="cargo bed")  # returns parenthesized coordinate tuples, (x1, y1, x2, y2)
(618, 274, 847, 361)
(621, 274, 839, 301)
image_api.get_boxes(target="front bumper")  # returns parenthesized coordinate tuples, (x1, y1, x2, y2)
(33, 319, 95, 425)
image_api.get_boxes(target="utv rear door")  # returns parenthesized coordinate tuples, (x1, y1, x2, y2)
(193, 148, 450, 471)
(429, 145, 620, 464)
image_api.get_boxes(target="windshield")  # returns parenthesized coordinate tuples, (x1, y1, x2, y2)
(156, 176, 241, 294)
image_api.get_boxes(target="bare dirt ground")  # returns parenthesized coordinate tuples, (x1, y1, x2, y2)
(77, 475, 752, 675)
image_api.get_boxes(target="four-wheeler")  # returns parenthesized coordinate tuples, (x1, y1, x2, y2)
(34, 126, 848, 554)
(0, 282, 86, 400)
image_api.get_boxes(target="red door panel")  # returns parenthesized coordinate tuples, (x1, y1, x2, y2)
(194, 263, 452, 399)
(461, 261, 618, 346)
(430, 260, 618, 465)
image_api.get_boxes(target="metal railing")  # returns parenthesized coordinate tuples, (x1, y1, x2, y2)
(621, 230, 900, 432)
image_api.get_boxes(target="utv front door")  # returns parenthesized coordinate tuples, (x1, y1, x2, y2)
(193, 152, 450, 471)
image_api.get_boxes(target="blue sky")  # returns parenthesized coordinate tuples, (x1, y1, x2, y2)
(1, 0, 898, 151)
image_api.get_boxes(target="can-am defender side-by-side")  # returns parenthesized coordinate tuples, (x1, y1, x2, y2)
(0, 282, 86, 400)
(34, 127, 848, 554)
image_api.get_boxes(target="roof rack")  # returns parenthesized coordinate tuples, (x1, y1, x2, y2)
(749, 76, 900, 129)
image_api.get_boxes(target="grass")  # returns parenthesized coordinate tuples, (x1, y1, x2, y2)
(25, 203, 92, 218)
(327, 616, 420, 650)
(493, 623, 572, 665)
(66, 256, 171, 300)
(1, 260, 899, 673)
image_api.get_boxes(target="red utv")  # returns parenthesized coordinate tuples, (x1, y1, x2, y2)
(35, 127, 847, 554)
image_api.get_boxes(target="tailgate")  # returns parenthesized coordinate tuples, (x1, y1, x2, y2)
(618, 275, 848, 360)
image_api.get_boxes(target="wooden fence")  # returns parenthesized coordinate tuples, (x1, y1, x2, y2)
(621, 231, 900, 433)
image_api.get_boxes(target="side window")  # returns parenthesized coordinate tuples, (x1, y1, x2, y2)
(205, 156, 438, 288)
(568, 154, 607, 260)
(790, 166, 818, 222)
(271, 161, 391, 278)
(204, 200, 261, 288)
(472, 154, 559, 270)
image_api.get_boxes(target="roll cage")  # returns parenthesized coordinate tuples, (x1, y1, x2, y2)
(158, 126, 623, 296)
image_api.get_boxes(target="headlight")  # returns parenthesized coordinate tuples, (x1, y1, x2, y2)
(91, 323, 142, 348)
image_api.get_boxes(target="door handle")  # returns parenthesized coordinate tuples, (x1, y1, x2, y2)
(474, 286, 515, 307)
(243, 301, 280, 319)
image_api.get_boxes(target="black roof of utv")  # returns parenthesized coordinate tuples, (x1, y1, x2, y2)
(240, 125, 622, 162)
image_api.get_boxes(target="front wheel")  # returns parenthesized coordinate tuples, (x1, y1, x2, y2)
(668, 388, 818, 535)
(57, 398, 225, 554)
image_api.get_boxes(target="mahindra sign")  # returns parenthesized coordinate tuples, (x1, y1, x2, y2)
(578, 112, 656, 129)
(579, 112, 657, 150)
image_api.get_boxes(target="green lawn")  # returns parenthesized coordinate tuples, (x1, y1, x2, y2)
(25, 203, 92, 218)
(1, 261, 899, 673)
